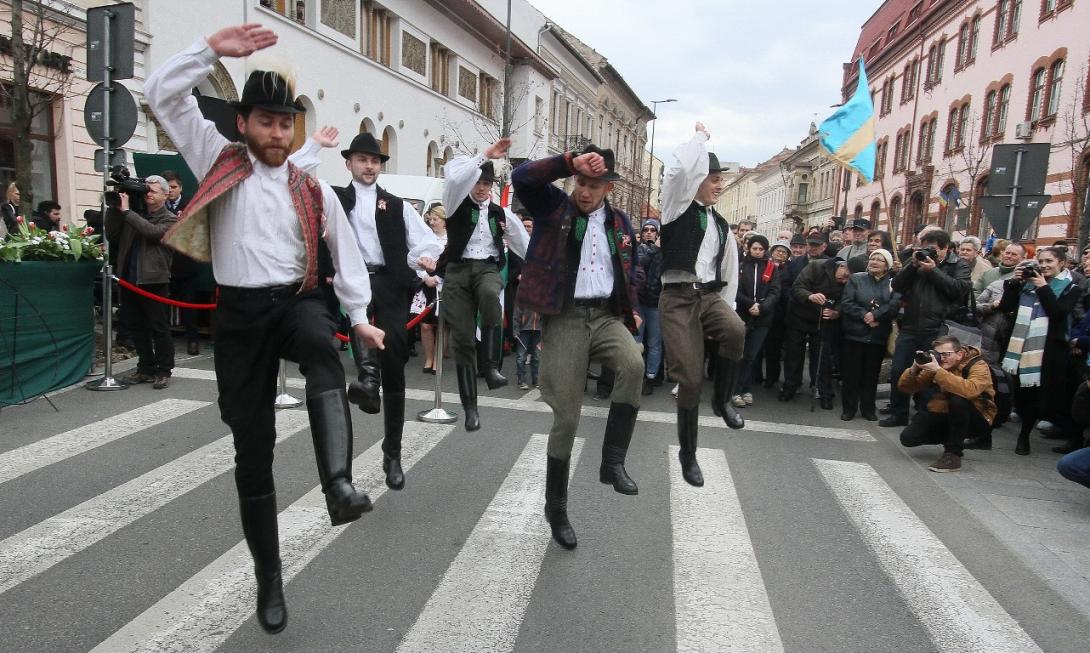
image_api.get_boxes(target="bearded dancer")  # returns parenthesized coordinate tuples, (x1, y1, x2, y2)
(659, 123, 745, 488)
(145, 24, 385, 634)
(437, 138, 528, 431)
(512, 145, 643, 550)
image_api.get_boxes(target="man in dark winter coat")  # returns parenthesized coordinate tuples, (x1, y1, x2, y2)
(636, 218, 664, 394)
(780, 257, 849, 407)
(881, 228, 971, 427)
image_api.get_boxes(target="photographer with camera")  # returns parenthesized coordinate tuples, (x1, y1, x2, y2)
(999, 246, 1084, 455)
(880, 228, 971, 427)
(896, 336, 996, 472)
(104, 174, 178, 389)
(780, 257, 849, 407)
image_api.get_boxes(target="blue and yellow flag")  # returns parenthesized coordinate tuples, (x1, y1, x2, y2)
(819, 59, 876, 183)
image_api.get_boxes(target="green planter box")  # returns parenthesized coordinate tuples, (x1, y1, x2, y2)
(0, 260, 101, 405)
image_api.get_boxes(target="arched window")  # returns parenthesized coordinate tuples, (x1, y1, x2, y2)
(381, 125, 397, 172)
(854, 204, 864, 221)
(982, 90, 998, 140)
(890, 194, 903, 238)
(1029, 68, 1047, 121)
(1046, 58, 1065, 118)
(871, 200, 881, 225)
(996, 84, 1011, 136)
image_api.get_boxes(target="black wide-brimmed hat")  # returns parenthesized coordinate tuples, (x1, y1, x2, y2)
(709, 152, 730, 174)
(478, 161, 499, 183)
(340, 132, 389, 162)
(579, 144, 623, 181)
(228, 70, 305, 114)
(848, 217, 872, 231)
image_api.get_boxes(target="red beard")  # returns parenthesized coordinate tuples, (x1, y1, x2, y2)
(246, 135, 289, 167)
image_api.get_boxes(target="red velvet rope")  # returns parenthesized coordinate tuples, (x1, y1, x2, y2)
(112, 275, 434, 334)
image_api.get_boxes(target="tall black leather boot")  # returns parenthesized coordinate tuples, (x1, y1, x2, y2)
(382, 391, 405, 490)
(239, 492, 287, 633)
(677, 406, 704, 487)
(599, 402, 638, 495)
(307, 389, 373, 525)
(482, 326, 508, 390)
(346, 330, 381, 414)
(544, 455, 577, 549)
(711, 357, 745, 430)
(456, 364, 481, 431)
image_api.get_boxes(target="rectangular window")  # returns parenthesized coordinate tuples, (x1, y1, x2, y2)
(997, 85, 1010, 134)
(1046, 59, 1064, 117)
(0, 88, 55, 204)
(969, 15, 980, 61)
(1029, 68, 1046, 121)
(430, 42, 450, 95)
(798, 182, 808, 203)
(994, 0, 1008, 45)
(534, 96, 544, 133)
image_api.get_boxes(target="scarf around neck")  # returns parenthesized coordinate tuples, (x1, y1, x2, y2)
(1001, 270, 1072, 386)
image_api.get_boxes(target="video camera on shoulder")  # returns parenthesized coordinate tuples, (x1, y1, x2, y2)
(104, 165, 149, 215)
(913, 246, 939, 263)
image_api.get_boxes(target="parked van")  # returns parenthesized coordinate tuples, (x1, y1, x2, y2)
(376, 174, 444, 215)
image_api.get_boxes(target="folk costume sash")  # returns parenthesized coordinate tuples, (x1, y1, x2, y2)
(161, 143, 325, 292)
(1001, 273, 1072, 386)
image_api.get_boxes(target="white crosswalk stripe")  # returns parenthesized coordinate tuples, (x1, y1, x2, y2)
(670, 446, 783, 653)
(90, 421, 455, 653)
(168, 367, 873, 441)
(397, 434, 584, 653)
(813, 459, 1042, 653)
(0, 399, 209, 486)
(0, 410, 311, 595)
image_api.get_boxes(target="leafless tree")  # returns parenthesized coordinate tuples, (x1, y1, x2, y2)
(1052, 62, 1090, 251)
(439, 78, 547, 170)
(0, 0, 79, 215)
(942, 111, 993, 236)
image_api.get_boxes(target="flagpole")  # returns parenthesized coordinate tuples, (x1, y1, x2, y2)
(878, 174, 900, 255)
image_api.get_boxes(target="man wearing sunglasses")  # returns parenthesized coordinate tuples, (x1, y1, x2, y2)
(895, 335, 996, 472)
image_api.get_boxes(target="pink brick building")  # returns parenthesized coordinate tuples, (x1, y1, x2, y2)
(837, 0, 1090, 246)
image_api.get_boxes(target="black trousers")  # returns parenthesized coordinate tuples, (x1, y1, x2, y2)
(761, 318, 786, 384)
(368, 272, 413, 395)
(899, 395, 991, 456)
(214, 286, 343, 497)
(782, 326, 830, 395)
(840, 340, 885, 414)
(122, 283, 174, 377)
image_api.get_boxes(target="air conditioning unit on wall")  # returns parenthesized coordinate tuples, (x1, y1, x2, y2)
(1015, 122, 1033, 139)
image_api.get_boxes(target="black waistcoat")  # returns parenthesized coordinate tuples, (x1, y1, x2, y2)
(436, 198, 506, 275)
(661, 201, 728, 279)
(331, 183, 417, 289)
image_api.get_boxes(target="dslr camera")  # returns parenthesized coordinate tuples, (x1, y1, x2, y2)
(914, 246, 939, 263)
(1018, 260, 1040, 278)
(914, 349, 938, 365)
(104, 165, 149, 215)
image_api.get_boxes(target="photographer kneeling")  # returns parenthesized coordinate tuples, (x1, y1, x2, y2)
(105, 174, 178, 389)
(896, 335, 996, 473)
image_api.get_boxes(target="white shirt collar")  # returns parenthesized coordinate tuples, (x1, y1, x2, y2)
(587, 205, 606, 222)
(351, 179, 377, 195)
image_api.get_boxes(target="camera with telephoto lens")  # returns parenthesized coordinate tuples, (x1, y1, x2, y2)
(914, 349, 938, 365)
(104, 165, 149, 215)
(1018, 260, 1040, 278)
(914, 246, 939, 263)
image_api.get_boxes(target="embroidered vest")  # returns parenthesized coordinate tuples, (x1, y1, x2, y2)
(162, 143, 324, 292)
(660, 201, 728, 279)
(331, 183, 416, 289)
(436, 198, 506, 274)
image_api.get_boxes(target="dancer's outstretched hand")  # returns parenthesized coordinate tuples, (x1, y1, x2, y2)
(312, 126, 340, 148)
(207, 24, 278, 58)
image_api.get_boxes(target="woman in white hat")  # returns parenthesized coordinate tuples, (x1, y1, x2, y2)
(838, 248, 899, 421)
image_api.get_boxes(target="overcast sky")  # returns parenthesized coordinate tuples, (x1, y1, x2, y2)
(533, 0, 877, 167)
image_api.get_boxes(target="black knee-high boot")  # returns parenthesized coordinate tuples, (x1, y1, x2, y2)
(599, 402, 638, 495)
(544, 455, 577, 549)
(307, 389, 374, 524)
(456, 364, 481, 431)
(239, 492, 287, 633)
(711, 357, 745, 429)
(481, 326, 508, 390)
(382, 391, 406, 489)
(346, 330, 381, 414)
(677, 405, 703, 486)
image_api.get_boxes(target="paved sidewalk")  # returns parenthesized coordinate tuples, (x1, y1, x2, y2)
(877, 419, 1090, 622)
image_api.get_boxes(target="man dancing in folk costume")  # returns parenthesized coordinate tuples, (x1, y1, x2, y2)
(145, 24, 385, 634)
(293, 130, 442, 491)
(512, 144, 644, 550)
(659, 123, 746, 487)
(437, 138, 529, 431)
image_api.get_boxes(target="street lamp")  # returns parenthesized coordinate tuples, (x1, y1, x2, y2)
(645, 98, 677, 219)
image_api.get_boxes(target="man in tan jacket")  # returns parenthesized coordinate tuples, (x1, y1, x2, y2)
(896, 335, 996, 473)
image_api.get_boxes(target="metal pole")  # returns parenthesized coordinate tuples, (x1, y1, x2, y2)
(645, 110, 657, 219)
(274, 360, 302, 409)
(418, 287, 457, 423)
(1005, 146, 1025, 241)
(501, 0, 512, 138)
(87, 8, 125, 392)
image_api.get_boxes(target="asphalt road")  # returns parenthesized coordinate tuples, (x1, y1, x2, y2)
(1, 349, 1088, 652)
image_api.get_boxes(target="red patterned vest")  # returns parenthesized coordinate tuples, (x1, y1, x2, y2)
(161, 143, 325, 292)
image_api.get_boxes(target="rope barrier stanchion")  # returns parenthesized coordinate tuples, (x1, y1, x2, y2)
(273, 360, 303, 409)
(417, 288, 457, 424)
